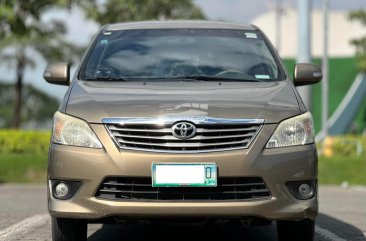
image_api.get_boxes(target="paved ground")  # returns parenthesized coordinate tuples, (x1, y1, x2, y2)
(0, 185, 365, 241)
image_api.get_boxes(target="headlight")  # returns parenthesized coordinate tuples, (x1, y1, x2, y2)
(52, 111, 102, 148)
(266, 112, 314, 148)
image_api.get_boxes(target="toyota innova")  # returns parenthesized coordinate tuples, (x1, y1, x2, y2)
(44, 21, 322, 241)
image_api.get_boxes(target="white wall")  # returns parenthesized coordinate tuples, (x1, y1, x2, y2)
(253, 9, 366, 58)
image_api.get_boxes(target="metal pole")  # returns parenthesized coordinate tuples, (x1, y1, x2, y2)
(322, 0, 330, 139)
(297, 0, 312, 110)
(275, 0, 282, 52)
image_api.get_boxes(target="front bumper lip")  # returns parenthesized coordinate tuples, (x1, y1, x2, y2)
(49, 195, 317, 221)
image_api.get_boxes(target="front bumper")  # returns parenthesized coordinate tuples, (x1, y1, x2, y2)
(48, 124, 318, 221)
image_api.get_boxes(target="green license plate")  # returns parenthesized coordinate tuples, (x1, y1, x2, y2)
(152, 163, 217, 187)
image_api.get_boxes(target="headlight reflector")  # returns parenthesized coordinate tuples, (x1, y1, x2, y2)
(52, 111, 102, 148)
(266, 112, 314, 148)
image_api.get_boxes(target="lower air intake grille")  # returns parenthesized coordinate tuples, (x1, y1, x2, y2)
(96, 177, 271, 201)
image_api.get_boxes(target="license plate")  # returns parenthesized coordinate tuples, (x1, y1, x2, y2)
(152, 163, 217, 187)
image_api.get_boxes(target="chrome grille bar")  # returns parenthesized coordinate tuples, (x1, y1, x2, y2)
(115, 139, 251, 147)
(102, 116, 264, 125)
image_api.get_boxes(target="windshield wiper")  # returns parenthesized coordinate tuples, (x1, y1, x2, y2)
(84, 75, 265, 82)
(169, 75, 263, 82)
(85, 77, 130, 82)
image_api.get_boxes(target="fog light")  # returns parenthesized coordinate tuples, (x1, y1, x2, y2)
(50, 180, 81, 200)
(55, 183, 69, 198)
(298, 183, 313, 199)
(286, 180, 316, 200)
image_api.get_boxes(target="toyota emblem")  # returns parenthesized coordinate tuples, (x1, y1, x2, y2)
(172, 122, 197, 140)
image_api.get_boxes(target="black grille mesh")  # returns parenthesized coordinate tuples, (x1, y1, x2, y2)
(96, 177, 271, 201)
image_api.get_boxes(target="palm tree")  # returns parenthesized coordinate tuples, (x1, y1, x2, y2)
(0, 0, 82, 128)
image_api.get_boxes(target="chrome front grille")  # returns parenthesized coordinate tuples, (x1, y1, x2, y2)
(103, 116, 263, 153)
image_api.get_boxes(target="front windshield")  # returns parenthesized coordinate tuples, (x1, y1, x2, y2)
(80, 29, 283, 81)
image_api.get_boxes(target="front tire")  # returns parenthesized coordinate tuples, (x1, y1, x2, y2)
(52, 217, 87, 241)
(277, 219, 315, 241)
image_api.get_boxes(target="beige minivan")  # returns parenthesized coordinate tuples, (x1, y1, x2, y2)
(44, 21, 322, 241)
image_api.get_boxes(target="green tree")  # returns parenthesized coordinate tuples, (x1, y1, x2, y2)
(0, 0, 83, 129)
(84, 0, 205, 24)
(349, 10, 366, 71)
(0, 82, 59, 129)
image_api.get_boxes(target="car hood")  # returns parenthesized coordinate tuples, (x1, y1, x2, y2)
(65, 80, 301, 124)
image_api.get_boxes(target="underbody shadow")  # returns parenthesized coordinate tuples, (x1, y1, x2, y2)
(88, 220, 276, 241)
(88, 213, 365, 241)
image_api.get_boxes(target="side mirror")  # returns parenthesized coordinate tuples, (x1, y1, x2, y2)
(294, 63, 322, 86)
(43, 63, 70, 86)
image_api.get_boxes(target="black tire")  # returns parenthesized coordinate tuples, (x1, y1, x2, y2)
(277, 219, 315, 241)
(52, 217, 87, 241)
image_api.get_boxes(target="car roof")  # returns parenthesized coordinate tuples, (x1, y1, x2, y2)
(106, 20, 258, 31)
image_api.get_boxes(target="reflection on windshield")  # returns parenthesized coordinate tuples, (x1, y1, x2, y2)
(81, 29, 280, 81)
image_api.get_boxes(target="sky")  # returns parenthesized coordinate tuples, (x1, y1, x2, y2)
(0, 0, 365, 101)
